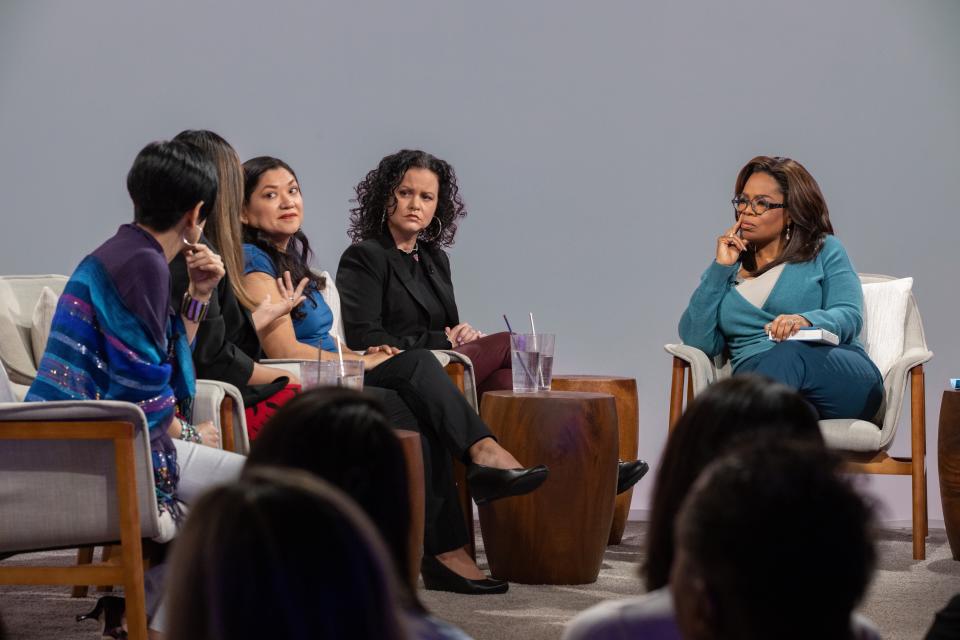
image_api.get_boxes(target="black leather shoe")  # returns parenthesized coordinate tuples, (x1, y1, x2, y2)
(420, 555, 509, 595)
(617, 460, 650, 495)
(467, 463, 549, 506)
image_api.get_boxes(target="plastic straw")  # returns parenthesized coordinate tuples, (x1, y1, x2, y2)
(335, 337, 346, 378)
(504, 314, 535, 388)
(529, 312, 545, 389)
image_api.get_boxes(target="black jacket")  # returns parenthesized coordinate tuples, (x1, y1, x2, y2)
(336, 235, 459, 350)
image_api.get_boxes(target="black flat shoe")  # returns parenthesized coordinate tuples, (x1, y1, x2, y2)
(467, 463, 549, 506)
(420, 555, 509, 595)
(77, 595, 126, 639)
(617, 459, 650, 495)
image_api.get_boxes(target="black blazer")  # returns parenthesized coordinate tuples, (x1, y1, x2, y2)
(336, 235, 459, 350)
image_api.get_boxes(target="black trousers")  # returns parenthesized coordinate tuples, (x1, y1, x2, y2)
(364, 349, 492, 555)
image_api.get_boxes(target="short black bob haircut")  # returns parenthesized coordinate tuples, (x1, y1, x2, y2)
(127, 139, 218, 232)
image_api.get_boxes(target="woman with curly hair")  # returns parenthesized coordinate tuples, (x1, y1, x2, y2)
(336, 149, 514, 395)
(338, 149, 648, 494)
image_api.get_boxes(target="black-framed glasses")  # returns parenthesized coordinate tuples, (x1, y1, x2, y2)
(731, 195, 786, 216)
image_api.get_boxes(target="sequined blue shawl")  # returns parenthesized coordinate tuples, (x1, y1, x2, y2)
(26, 254, 195, 517)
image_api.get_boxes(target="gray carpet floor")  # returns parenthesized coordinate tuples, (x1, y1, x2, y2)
(1, 523, 957, 639)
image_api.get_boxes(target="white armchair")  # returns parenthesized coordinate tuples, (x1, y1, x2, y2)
(665, 273, 933, 560)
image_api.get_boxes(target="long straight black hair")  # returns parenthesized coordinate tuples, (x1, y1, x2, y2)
(242, 156, 325, 317)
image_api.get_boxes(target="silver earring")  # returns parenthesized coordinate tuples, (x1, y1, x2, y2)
(785, 224, 792, 241)
(419, 218, 442, 242)
(381, 210, 388, 227)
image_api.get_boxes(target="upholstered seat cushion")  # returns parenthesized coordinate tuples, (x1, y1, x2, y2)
(819, 418, 883, 452)
(0, 400, 159, 551)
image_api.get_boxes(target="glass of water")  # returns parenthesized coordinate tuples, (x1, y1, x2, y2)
(317, 360, 365, 390)
(510, 333, 556, 392)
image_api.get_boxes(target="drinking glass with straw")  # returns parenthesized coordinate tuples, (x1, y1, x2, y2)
(504, 315, 535, 388)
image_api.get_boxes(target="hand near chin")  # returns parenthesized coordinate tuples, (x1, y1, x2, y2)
(716, 218, 749, 266)
(185, 244, 225, 299)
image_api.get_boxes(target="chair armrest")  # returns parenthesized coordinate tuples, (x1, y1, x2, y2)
(260, 359, 305, 377)
(196, 380, 250, 455)
(664, 343, 726, 395)
(876, 347, 933, 450)
(434, 350, 479, 412)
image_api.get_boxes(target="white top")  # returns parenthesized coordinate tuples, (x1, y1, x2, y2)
(735, 262, 785, 309)
(562, 587, 882, 640)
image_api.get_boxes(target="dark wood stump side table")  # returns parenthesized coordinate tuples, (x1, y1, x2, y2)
(478, 391, 619, 584)
(938, 390, 960, 560)
(551, 375, 639, 545)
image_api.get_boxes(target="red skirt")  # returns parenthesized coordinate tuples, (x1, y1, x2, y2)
(244, 383, 301, 440)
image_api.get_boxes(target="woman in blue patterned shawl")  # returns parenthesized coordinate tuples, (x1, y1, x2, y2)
(27, 140, 244, 541)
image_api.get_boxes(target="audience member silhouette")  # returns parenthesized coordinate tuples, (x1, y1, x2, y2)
(165, 467, 409, 640)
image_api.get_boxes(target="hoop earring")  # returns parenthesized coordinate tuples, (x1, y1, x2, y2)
(420, 218, 442, 242)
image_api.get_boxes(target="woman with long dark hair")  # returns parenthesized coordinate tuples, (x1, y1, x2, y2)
(679, 156, 883, 420)
(246, 388, 473, 639)
(165, 467, 409, 640)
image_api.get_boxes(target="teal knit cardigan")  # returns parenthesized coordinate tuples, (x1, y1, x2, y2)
(679, 235, 865, 370)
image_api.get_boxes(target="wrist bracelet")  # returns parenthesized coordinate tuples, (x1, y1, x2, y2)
(181, 291, 210, 323)
(179, 422, 202, 443)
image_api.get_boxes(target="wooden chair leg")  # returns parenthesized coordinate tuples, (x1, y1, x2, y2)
(669, 357, 688, 431)
(911, 366, 927, 559)
(72, 546, 95, 597)
(114, 427, 147, 640)
(220, 395, 236, 453)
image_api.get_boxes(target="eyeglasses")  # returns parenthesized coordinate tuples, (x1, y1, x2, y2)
(731, 195, 786, 217)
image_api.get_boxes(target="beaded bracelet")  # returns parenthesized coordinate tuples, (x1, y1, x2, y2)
(179, 422, 203, 443)
(181, 291, 210, 323)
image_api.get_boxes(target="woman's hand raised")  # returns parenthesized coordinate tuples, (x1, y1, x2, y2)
(251, 271, 309, 332)
(716, 218, 749, 266)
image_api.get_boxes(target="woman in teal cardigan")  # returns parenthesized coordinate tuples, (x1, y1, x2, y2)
(679, 156, 883, 420)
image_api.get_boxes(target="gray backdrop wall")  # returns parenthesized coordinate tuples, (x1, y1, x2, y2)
(2, 0, 958, 525)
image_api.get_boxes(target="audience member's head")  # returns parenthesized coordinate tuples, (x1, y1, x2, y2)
(127, 139, 218, 232)
(173, 129, 257, 308)
(245, 388, 416, 606)
(644, 374, 824, 590)
(671, 438, 876, 640)
(165, 467, 407, 640)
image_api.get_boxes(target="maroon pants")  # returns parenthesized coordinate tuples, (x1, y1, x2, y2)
(453, 331, 513, 395)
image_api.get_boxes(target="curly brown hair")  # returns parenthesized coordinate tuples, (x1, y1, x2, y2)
(348, 149, 466, 248)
